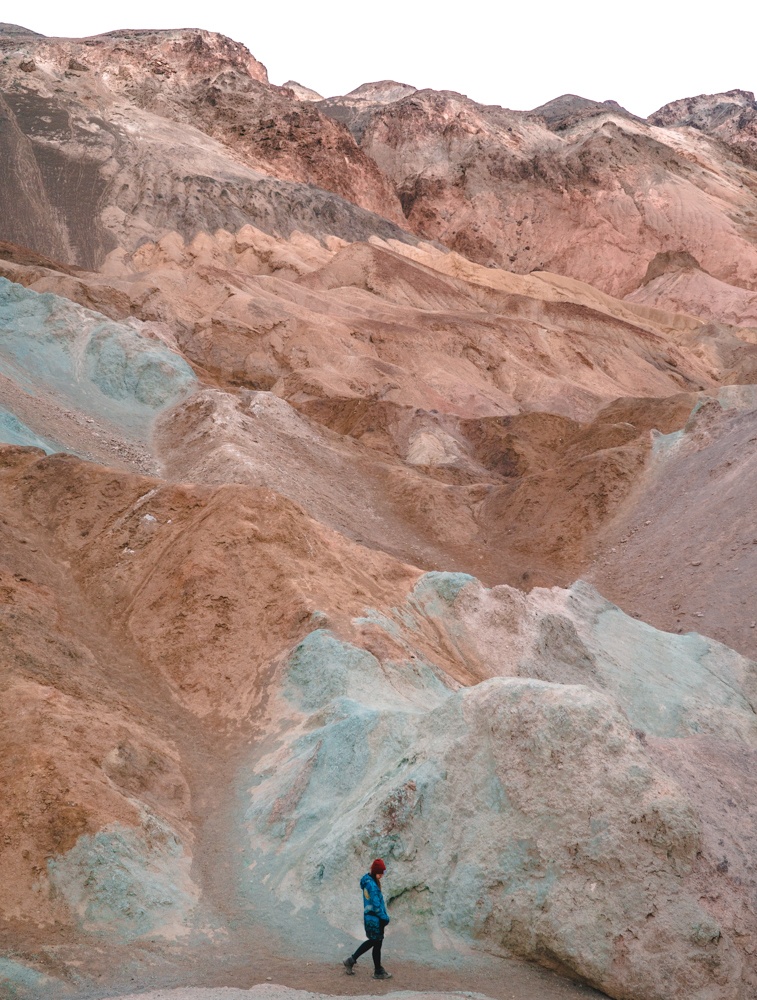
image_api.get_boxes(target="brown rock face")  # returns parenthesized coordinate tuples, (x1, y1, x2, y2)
(8, 223, 732, 595)
(0, 445, 423, 970)
(281, 80, 324, 101)
(4, 20, 757, 303)
(3, 19, 757, 307)
(7, 218, 755, 597)
(161, 85, 406, 224)
(94, 228, 718, 422)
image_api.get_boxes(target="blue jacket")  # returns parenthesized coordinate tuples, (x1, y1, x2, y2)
(360, 873, 389, 940)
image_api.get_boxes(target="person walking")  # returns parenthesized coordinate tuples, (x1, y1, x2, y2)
(343, 858, 392, 979)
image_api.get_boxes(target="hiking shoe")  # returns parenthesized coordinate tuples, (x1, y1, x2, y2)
(373, 969, 392, 980)
(343, 957, 356, 975)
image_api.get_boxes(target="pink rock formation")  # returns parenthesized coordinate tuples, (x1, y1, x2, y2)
(650, 89, 757, 154)
(322, 87, 757, 295)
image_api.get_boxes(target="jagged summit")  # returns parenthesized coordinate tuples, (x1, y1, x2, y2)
(282, 79, 323, 101)
(97, 25, 244, 43)
(530, 93, 641, 129)
(0, 24, 269, 83)
(652, 87, 756, 121)
(650, 89, 757, 154)
(343, 79, 417, 103)
(1, 22, 755, 295)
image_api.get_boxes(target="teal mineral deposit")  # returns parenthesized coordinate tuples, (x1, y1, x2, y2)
(20, 568, 755, 997)
(235, 571, 754, 996)
(0, 958, 54, 1000)
(286, 629, 449, 712)
(0, 277, 197, 446)
(411, 571, 478, 609)
(0, 408, 58, 452)
(47, 815, 198, 942)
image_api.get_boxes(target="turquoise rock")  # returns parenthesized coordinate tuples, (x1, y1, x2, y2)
(47, 815, 198, 941)
(0, 277, 196, 447)
(0, 958, 54, 1000)
(237, 571, 755, 998)
(0, 408, 58, 452)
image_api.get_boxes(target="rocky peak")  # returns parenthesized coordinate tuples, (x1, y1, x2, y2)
(529, 93, 640, 131)
(649, 89, 757, 154)
(106, 27, 270, 84)
(344, 80, 417, 104)
(651, 88, 756, 126)
(1, 26, 269, 87)
(282, 80, 323, 101)
(316, 81, 422, 141)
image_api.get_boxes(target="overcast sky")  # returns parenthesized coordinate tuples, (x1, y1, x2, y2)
(11, 1, 755, 117)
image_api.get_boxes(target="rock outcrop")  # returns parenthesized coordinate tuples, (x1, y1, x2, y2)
(242, 573, 757, 999)
(650, 89, 757, 156)
(281, 81, 323, 102)
(591, 389, 757, 661)
(0, 276, 196, 468)
(317, 85, 757, 295)
(5, 21, 757, 304)
(0, 26, 410, 268)
(2, 441, 756, 998)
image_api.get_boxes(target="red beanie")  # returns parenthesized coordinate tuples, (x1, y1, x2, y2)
(370, 858, 386, 876)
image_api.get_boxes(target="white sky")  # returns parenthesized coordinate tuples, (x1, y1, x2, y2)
(9, 1, 756, 117)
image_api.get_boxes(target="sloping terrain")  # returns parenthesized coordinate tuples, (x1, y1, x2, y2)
(0, 275, 196, 468)
(591, 391, 757, 660)
(627, 261, 757, 331)
(0, 27, 412, 269)
(2, 20, 757, 1000)
(0, 229, 728, 587)
(649, 89, 757, 155)
(5, 23, 757, 306)
(2, 448, 757, 1000)
(318, 90, 757, 296)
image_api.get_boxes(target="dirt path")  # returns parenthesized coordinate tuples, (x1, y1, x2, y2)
(85, 950, 607, 1000)
(99, 983, 601, 1000)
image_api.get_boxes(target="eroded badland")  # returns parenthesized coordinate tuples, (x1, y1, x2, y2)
(1, 21, 757, 1000)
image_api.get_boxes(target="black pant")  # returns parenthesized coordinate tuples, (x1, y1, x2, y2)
(351, 936, 383, 971)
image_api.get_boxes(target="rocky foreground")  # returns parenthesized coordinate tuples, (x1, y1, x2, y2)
(1, 22, 757, 1000)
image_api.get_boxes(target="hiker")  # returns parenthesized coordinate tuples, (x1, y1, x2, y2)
(343, 858, 392, 979)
